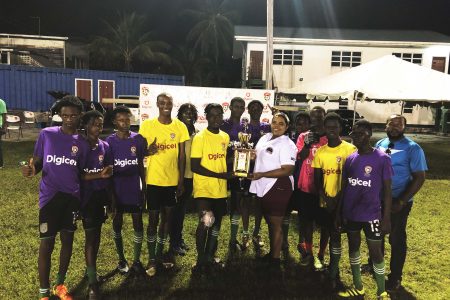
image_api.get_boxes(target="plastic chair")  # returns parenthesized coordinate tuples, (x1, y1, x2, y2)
(6, 114, 23, 140)
(23, 111, 35, 124)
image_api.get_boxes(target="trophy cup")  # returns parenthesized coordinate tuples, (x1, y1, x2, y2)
(232, 120, 254, 178)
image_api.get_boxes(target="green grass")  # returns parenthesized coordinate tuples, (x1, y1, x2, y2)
(0, 139, 449, 299)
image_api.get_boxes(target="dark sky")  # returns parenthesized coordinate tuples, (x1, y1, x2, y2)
(1, 0, 450, 39)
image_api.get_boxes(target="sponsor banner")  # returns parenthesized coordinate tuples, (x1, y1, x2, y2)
(140, 84, 275, 129)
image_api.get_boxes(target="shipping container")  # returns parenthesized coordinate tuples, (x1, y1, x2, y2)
(0, 64, 184, 111)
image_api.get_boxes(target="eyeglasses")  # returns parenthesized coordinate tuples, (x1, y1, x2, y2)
(385, 142, 394, 155)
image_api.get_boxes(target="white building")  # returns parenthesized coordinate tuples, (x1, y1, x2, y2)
(233, 26, 450, 125)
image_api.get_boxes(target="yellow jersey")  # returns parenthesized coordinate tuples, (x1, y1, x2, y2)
(139, 118, 189, 186)
(312, 140, 356, 198)
(191, 128, 229, 199)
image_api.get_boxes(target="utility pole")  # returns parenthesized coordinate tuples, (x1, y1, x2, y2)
(31, 16, 41, 35)
(266, 0, 274, 90)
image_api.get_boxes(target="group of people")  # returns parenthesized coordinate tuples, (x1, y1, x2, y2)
(22, 93, 427, 300)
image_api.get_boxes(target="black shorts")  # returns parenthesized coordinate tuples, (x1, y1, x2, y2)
(81, 190, 108, 230)
(196, 197, 227, 220)
(39, 192, 80, 239)
(146, 185, 177, 211)
(297, 190, 321, 222)
(116, 203, 143, 214)
(346, 219, 383, 241)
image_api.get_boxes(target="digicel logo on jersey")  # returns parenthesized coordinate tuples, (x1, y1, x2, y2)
(322, 168, 342, 175)
(115, 158, 138, 167)
(208, 153, 225, 160)
(46, 155, 77, 166)
(348, 177, 372, 187)
(157, 143, 177, 151)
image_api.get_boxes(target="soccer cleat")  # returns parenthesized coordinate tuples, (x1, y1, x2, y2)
(117, 260, 129, 274)
(180, 239, 190, 251)
(146, 259, 157, 277)
(228, 240, 243, 253)
(170, 245, 186, 256)
(88, 283, 101, 300)
(377, 291, 390, 299)
(40, 298, 50, 300)
(338, 287, 365, 298)
(386, 276, 402, 292)
(53, 284, 73, 300)
(129, 261, 147, 276)
(299, 253, 313, 267)
(241, 234, 251, 250)
(252, 235, 265, 248)
(314, 256, 327, 271)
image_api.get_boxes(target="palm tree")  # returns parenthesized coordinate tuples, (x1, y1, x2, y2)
(90, 12, 171, 72)
(182, 0, 239, 63)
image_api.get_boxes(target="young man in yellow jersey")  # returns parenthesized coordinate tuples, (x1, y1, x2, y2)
(312, 113, 356, 292)
(139, 93, 190, 275)
(191, 103, 232, 272)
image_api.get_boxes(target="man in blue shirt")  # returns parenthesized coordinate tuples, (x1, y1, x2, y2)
(374, 114, 427, 291)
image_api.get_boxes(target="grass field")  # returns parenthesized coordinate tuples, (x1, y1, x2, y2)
(0, 137, 449, 300)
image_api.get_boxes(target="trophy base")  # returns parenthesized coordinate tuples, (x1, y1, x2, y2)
(234, 171, 249, 178)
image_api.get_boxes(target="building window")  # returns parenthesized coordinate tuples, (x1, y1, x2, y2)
(0, 52, 10, 64)
(273, 49, 303, 65)
(392, 53, 422, 65)
(331, 51, 361, 67)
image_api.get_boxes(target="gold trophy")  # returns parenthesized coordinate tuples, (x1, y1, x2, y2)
(232, 119, 254, 178)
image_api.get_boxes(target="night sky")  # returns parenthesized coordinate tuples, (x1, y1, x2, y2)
(1, 0, 450, 39)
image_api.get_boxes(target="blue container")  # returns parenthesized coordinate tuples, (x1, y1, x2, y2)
(0, 64, 184, 111)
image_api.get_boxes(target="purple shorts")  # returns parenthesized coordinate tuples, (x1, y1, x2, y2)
(259, 177, 293, 217)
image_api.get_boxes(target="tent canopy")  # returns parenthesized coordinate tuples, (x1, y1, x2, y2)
(283, 55, 450, 102)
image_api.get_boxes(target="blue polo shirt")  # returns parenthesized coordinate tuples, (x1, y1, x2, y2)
(375, 137, 427, 202)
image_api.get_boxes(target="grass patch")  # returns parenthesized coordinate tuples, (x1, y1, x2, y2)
(0, 139, 449, 299)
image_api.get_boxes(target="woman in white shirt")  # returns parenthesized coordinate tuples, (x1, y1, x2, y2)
(250, 112, 298, 265)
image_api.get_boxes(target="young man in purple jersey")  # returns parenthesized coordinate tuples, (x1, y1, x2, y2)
(22, 95, 89, 300)
(80, 110, 113, 299)
(220, 97, 246, 253)
(105, 106, 148, 277)
(338, 120, 392, 299)
(241, 100, 271, 251)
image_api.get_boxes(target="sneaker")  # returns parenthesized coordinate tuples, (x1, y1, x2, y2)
(377, 291, 390, 299)
(88, 283, 101, 300)
(252, 235, 265, 248)
(228, 241, 242, 253)
(314, 256, 327, 271)
(170, 245, 186, 256)
(338, 287, 365, 298)
(299, 253, 313, 267)
(146, 259, 157, 277)
(53, 284, 73, 300)
(40, 297, 50, 300)
(130, 261, 147, 276)
(180, 239, 190, 251)
(360, 263, 374, 274)
(241, 234, 251, 250)
(117, 260, 129, 274)
(385, 277, 402, 292)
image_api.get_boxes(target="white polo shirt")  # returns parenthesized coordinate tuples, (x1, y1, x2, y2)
(249, 133, 297, 197)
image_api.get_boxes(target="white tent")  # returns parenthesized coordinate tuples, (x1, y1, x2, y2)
(283, 55, 450, 102)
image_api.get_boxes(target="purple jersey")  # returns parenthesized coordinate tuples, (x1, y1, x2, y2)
(342, 149, 393, 221)
(33, 126, 89, 209)
(248, 122, 271, 145)
(81, 139, 112, 207)
(105, 132, 147, 206)
(220, 118, 244, 142)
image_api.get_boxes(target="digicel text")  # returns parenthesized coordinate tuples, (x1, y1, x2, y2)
(322, 168, 342, 175)
(208, 153, 225, 160)
(46, 155, 77, 166)
(157, 143, 177, 150)
(348, 177, 372, 187)
(115, 158, 138, 167)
